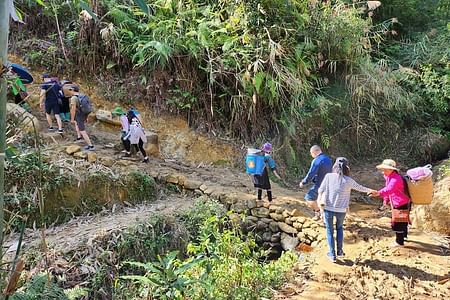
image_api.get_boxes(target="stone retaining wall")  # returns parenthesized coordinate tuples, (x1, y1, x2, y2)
(63, 146, 325, 252)
(150, 172, 325, 252)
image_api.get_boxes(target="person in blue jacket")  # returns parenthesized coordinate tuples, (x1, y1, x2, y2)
(299, 145, 332, 220)
(253, 143, 282, 202)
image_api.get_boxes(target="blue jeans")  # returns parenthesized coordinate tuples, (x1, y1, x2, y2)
(324, 210, 346, 259)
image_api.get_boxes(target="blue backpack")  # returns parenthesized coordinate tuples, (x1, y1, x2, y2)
(246, 153, 266, 175)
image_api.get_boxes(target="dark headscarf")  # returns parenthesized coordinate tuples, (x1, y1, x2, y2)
(333, 157, 349, 176)
(127, 109, 136, 123)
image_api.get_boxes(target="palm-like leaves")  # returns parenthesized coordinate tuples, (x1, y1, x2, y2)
(122, 251, 202, 300)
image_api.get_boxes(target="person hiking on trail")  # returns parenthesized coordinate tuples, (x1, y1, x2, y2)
(7, 68, 29, 109)
(67, 85, 94, 151)
(60, 80, 73, 122)
(369, 159, 411, 248)
(112, 107, 128, 152)
(318, 157, 374, 263)
(123, 109, 149, 163)
(252, 143, 282, 202)
(299, 145, 332, 221)
(40, 74, 64, 133)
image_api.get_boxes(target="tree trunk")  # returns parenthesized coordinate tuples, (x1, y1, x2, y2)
(0, 0, 10, 293)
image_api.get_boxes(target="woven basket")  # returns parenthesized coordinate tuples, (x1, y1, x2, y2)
(407, 176, 433, 205)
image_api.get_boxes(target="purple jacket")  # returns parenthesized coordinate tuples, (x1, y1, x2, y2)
(378, 172, 410, 208)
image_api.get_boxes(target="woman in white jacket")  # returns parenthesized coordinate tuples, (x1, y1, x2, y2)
(318, 157, 374, 262)
(123, 110, 149, 163)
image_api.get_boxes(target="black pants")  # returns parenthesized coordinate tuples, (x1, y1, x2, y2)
(123, 138, 147, 158)
(392, 203, 409, 245)
(15, 93, 23, 105)
(60, 97, 70, 114)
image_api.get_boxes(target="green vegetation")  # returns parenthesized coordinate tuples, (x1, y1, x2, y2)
(10, 273, 69, 300)
(5, 153, 158, 231)
(13, 200, 295, 299)
(13, 0, 449, 169)
(121, 215, 297, 299)
(116, 201, 296, 299)
(126, 171, 157, 201)
(9, 273, 87, 300)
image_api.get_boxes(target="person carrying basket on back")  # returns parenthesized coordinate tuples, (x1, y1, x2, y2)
(370, 159, 411, 248)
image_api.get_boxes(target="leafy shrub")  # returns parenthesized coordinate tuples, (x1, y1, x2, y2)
(126, 171, 157, 202)
(121, 214, 297, 300)
(10, 274, 68, 300)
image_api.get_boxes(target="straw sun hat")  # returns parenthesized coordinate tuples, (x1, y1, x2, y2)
(376, 159, 399, 171)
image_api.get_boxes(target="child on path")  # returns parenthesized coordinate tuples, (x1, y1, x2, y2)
(112, 107, 129, 153)
(370, 159, 411, 248)
(123, 109, 149, 163)
(318, 157, 374, 262)
(252, 142, 282, 202)
(67, 85, 94, 150)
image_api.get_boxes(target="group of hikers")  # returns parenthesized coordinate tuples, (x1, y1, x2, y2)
(7, 71, 151, 162)
(251, 143, 413, 263)
(38, 74, 94, 150)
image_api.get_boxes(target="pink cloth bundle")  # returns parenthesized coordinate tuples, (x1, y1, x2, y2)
(406, 165, 433, 181)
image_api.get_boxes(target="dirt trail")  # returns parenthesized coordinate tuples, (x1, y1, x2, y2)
(275, 205, 450, 299)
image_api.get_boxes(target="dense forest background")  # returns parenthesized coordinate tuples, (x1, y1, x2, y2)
(10, 0, 450, 173)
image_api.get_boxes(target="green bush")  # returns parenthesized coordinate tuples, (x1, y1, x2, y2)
(121, 214, 297, 300)
(126, 171, 157, 202)
(11, 274, 68, 300)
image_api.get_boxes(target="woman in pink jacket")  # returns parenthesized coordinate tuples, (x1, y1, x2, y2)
(371, 159, 410, 247)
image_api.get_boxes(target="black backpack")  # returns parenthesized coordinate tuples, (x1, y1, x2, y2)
(77, 94, 93, 115)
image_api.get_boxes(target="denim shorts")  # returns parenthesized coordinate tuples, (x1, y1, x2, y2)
(305, 185, 319, 201)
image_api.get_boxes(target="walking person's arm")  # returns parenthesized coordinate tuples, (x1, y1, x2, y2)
(39, 89, 45, 111)
(70, 96, 77, 124)
(348, 178, 374, 194)
(267, 156, 281, 180)
(300, 159, 318, 188)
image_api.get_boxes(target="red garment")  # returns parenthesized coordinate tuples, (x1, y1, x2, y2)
(378, 172, 410, 208)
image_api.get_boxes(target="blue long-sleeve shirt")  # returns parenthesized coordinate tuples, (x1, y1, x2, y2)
(302, 153, 332, 187)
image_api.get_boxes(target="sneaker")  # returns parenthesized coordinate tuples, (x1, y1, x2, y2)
(312, 211, 321, 221)
(389, 241, 404, 248)
(48, 127, 55, 132)
(57, 129, 64, 134)
(142, 157, 149, 163)
(337, 251, 345, 258)
(327, 253, 336, 263)
(122, 152, 131, 158)
(120, 150, 128, 154)
(75, 137, 83, 142)
(84, 145, 95, 151)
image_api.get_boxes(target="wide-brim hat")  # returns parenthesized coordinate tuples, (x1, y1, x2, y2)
(376, 159, 399, 171)
(112, 106, 126, 116)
